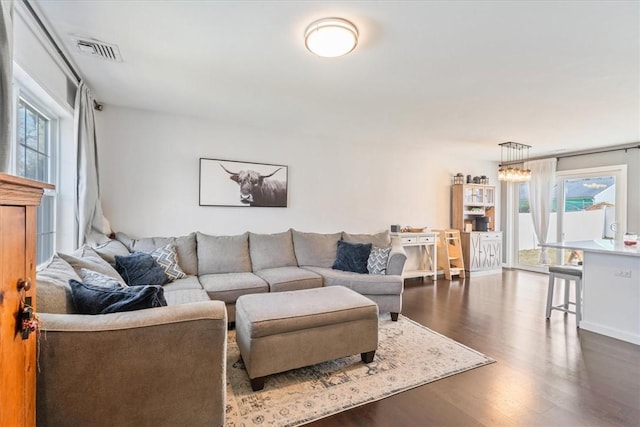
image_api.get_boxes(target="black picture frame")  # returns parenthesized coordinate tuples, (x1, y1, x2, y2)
(199, 158, 288, 207)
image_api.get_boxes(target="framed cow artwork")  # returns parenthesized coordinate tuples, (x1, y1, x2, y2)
(199, 158, 288, 207)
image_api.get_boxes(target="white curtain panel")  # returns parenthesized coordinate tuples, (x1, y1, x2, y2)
(75, 81, 110, 247)
(0, 1, 14, 172)
(525, 158, 557, 264)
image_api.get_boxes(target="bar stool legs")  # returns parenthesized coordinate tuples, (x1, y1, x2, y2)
(546, 266, 583, 326)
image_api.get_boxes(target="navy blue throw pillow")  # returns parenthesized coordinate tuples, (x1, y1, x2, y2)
(332, 240, 373, 274)
(69, 279, 167, 314)
(115, 252, 168, 286)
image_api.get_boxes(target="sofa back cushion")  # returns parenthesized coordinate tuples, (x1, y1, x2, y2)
(36, 255, 79, 314)
(59, 246, 126, 286)
(197, 232, 251, 274)
(249, 231, 297, 271)
(92, 239, 130, 266)
(291, 229, 342, 268)
(115, 232, 198, 276)
(342, 230, 391, 248)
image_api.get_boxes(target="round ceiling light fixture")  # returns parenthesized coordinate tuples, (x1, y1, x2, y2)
(304, 17, 358, 58)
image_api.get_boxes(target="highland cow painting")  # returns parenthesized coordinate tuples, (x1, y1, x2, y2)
(199, 158, 288, 207)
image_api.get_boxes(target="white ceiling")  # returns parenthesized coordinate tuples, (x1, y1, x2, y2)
(32, 0, 640, 161)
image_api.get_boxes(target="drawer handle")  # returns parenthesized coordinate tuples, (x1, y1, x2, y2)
(17, 278, 31, 292)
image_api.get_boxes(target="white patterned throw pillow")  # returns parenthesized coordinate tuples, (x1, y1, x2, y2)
(367, 246, 392, 275)
(80, 268, 128, 288)
(149, 244, 187, 282)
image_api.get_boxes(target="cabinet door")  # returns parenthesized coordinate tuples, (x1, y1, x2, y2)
(0, 206, 35, 426)
(468, 233, 482, 270)
(480, 237, 501, 269)
(484, 187, 495, 205)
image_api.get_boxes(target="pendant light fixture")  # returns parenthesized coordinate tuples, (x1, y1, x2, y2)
(498, 142, 532, 182)
(305, 18, 358, 58)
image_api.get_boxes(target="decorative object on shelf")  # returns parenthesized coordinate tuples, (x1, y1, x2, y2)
(401, 226, 427, 233)
(453, 173, 465, 185)
(390, 224, 401, 232)
(199, 158, 288, 207)
(623, 232, 638, 246)
(479, 176, 489, 184)
(305, 17, 358, 57)
(498, 141, 532, 182)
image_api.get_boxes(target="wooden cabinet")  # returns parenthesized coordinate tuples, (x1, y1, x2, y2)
(451, 184, 496, 232)
(461, 232, 502, 274)
(0, 174, 53, 426)
(391, 232, 438, 281)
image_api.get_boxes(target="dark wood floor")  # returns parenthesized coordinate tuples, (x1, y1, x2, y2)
(310, 269, 640, 427)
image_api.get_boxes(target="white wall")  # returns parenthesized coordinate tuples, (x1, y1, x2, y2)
(96, 106, 499, 237)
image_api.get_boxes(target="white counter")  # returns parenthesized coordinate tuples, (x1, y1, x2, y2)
(541, 240, 640, 345)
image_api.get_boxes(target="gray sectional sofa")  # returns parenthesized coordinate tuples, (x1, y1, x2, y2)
(34, 228, 406, 427)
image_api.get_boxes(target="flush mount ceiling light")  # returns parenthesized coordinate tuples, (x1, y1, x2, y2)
(305, 18, 358, 57)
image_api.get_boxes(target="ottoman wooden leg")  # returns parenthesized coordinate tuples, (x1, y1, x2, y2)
(250, 376, 265, 392)
(391, 312, 399, 321)
(361, 350, 376, 363)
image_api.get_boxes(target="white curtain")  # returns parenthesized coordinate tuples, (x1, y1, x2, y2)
(0, 1, 14, 172)
(525, 158, 557, 264)
(75, 81, 110, 247)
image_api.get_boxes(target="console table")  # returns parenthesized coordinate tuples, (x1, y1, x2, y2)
(391, 232, 437, 281)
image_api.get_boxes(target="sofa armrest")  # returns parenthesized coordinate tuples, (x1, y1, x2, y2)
(386, 237, 407, 276)
(37, 301, 227, 427)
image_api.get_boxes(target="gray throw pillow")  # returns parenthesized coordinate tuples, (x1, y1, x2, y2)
(80, 268, 128, 288)
(367, 246, 392, 275)
(196, 232, 251, 274)
(92, 239, 130, 266)
(149, 244, 187, 282)
(249, 231, 298, 271)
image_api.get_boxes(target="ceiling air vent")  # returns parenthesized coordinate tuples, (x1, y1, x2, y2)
(74, 38, 123, 62)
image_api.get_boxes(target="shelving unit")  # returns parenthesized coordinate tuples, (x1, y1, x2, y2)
(434, 229, 466, 280)
(451, 184, 496, 231)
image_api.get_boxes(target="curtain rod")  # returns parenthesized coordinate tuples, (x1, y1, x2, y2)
(555, 144, 640, 161)
(22, 0, 81, 83)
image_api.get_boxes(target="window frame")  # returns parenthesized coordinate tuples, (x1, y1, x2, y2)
(13, 83, 60, 264)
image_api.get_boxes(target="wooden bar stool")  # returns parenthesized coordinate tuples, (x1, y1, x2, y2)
(546, 265, 583, 326)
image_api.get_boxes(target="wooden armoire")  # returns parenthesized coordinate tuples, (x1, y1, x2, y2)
(0, 174, 54, 426)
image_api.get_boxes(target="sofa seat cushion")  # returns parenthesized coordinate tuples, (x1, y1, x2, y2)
(164, 289, 211, 306)
(162, 275, 203, 292)
(197, 232, 252, 274)
(115, 232, 198, 276)
(303, 266, 403, 296)
(291, 229, 342, 267)
(254, 266, 323, 292)
(249, 231, 298, 271)
(199, 272, 268, 304)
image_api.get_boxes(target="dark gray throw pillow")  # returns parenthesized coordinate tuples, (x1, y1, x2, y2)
(68, 279, 167, 314)
(115, 252, 168, 286)
(332, 241, 372, 274)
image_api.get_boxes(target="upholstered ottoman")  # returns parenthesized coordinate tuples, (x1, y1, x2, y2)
(235, 286, 379, 391)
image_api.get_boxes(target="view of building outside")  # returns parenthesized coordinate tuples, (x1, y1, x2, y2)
(518, 177, 615, 267)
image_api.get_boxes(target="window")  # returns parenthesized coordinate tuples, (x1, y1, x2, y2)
(15, 98, 57, 264)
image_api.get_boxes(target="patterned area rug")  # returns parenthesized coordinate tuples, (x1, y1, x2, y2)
(225, 316, 494, 426)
